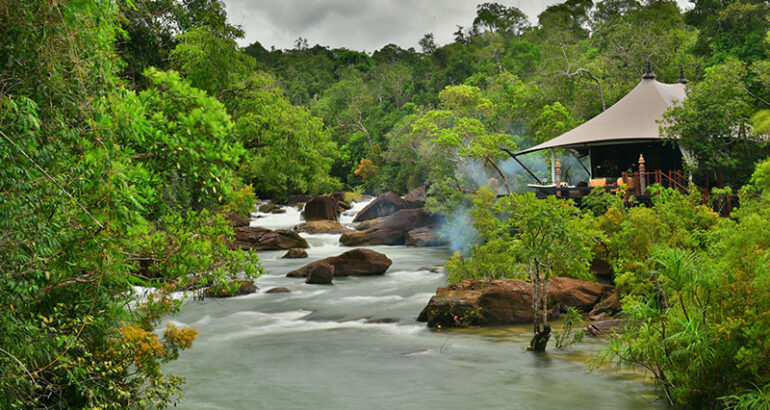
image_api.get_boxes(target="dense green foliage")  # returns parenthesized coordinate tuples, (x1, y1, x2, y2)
(0, 0, 260, 407)
(596, 160, 770, 408)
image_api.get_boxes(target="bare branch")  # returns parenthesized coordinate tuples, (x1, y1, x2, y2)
(561, 46, 606, 111)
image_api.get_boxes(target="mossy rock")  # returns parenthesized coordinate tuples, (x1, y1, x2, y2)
(204, 280, 257, 298)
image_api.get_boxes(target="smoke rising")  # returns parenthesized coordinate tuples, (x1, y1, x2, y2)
(438, 150, 591, 254)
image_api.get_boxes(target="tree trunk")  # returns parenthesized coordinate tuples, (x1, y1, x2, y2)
(528, 265, 551, 352)
(487, 157, 512, 195)
(529, 325, 551, 352)
(540, 279, 548, 324)
(531, 265, 540, 335)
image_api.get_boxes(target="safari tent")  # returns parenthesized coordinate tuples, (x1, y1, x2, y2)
(509, 67, 691, 199)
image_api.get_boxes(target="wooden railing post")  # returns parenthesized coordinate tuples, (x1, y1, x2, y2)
(638, 154, 646, 194)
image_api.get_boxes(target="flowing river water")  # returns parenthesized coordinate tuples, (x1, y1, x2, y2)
(163, 200, 664, 409)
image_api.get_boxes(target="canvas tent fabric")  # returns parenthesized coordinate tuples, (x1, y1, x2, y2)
(516, 78, 686, 155)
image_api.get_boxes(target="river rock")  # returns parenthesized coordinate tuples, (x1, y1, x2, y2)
(355, 217, 382, 231)
(306, 262, 335, 284)
(585, 319, 625, 336)
(405, 227, 445, 247)
(259, 203, 278, 213)
(331, 192, 352, 211)
(223, 211, 250, 227)
(330, 191, 347, 203)
(286, 248, 393, 279)
(204, 280, 257, 298)
(282, 248, 308, 259)
(340, 208, 437, 246)
(404, 186, 426, 208)
(548, 276, 613, 312)
(417, 277, 612, 328)
(303, 196, 340, 221)
(294, 220, 352, 234)
(353, 191, 408, 222)
(337, 200, 352, 211)
(587, 289, 622, 319)
(230, 227, 308, 251)
(288, 194, 313, 206)
(266, 287, 291, 294)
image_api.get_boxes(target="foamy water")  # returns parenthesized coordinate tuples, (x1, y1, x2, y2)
(163, 198, 664, 410)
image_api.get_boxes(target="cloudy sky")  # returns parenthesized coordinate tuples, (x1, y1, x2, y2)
(222, 0, 692, 52)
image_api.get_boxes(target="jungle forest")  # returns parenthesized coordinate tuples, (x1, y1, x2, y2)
(1, 0, 770, 409)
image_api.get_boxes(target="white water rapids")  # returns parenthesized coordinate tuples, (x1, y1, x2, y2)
(162, 199, 664, 409)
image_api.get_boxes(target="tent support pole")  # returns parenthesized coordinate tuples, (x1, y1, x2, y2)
(570, 150, 591, 177)
(551, 149, 556, 184)
(500, 148, 543, 184)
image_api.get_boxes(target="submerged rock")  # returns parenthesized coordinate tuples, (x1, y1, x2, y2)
(265, 287, 291, 294)
(282, 248, 308, 259)
(294, 220, 352, 234)
(303, 196, 340, 221)
(417, 277, 612, 328)
(340, 208, 437, 246)
(353, 191, 408, 222)
(204, 280, 257, 298)
(230, 227, 308, 251)
(286, 248, 393, 280)
(405, 227, 445, 247)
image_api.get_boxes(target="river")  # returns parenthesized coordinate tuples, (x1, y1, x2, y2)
(163, 200, 664, 409)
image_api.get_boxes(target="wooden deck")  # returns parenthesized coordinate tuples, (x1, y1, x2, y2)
(530, 169, 740, 215)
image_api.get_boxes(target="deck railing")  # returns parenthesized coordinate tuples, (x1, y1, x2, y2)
(620, 169, 690, 196)
(536, 167, 743, 217)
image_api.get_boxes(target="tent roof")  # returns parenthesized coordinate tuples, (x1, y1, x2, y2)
(516, 78, 686, 155)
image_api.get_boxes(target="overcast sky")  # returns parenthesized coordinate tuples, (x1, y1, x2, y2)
(223, 0, 692, 52)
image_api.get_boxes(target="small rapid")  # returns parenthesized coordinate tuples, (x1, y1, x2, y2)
(163, 199, 664, 409)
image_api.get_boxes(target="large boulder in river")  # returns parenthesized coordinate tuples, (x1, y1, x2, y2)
(355, 217, 382, 231)
(303, 196, 340, 221)
(294, 220, 352, 234)
(305, 262, 335, 284)
(404, 186, 426, 208)
(286, 248, 393, 279)
(341, 208, 437, 246)
(417, 277, 612, 328)
(405, 227, 445, 247)
(353, 191, 408, 222)
(230, 227, 308, 251)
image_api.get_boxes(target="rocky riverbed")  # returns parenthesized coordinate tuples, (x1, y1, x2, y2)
(162, 197, 663, 410)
